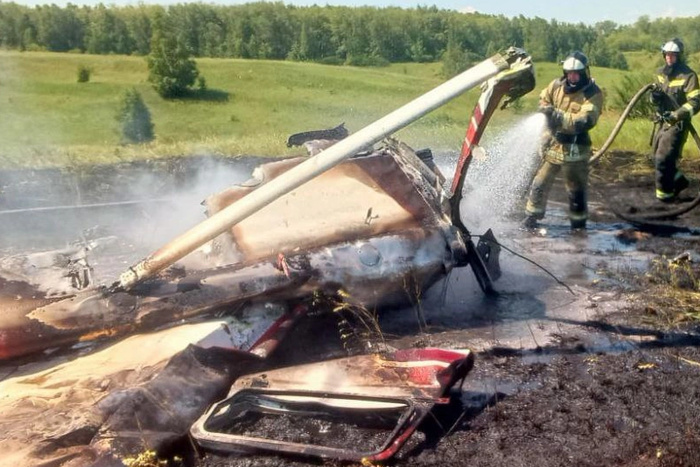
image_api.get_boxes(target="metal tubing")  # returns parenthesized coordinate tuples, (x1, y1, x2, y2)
(118, 53, 513, 290)
(0, 198, 174, 216)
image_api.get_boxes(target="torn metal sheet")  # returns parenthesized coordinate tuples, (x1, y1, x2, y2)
(203, 138, 464, 305)
(0, 260, 309, 359)
(191, 348, 474, 463)
(0, 303, 307, 466)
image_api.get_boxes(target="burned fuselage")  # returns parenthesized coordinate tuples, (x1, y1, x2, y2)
(0, 139, 465, 361)
(203, 138, 467, 309)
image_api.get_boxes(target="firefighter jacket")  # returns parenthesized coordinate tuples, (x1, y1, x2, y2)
(651, 62, 700, 121)
(539, 77, 604, 164)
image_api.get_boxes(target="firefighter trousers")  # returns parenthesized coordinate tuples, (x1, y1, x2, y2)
(525, 159, 588, 223)
(652, 122, 689, 200)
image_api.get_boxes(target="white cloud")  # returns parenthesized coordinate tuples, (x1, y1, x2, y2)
(658, 7, 680, 18)
(459, 6, 478, 14)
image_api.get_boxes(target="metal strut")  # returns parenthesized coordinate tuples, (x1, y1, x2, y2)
(449, 49, 535, 295)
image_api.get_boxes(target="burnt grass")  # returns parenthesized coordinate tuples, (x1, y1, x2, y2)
(195, 152, 700, 467)
(409, 349, 700, 467)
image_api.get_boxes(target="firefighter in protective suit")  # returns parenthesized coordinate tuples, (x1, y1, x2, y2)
(523, 51, 604, 230)
(650, 38, 700, 202)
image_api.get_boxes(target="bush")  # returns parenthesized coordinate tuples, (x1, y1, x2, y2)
(344, 55, 390, 67)
(317, 56, 344, 66)
(26, 43, 45, 52)
(117, 88, 154, 144)
(609, 73, 656, 119)
(77, 65, 91, 83)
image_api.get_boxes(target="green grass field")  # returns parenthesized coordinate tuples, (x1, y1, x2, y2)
(1, 50, 698, 169)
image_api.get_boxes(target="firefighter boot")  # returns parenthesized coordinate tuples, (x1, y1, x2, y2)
(674, 174, 690, 197)
(521, 216, 539, 230)
(570, 219, 586, 231)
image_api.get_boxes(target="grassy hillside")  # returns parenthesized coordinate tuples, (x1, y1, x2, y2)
(0, 50, 698, 169)
(0, 51, 471, 168)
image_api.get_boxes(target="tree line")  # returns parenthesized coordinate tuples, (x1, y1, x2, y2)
(0, 2, 699, 70)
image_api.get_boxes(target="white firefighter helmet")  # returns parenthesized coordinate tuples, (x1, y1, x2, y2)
(661, 38, 684, 60)
(562, 51, 588, 73)
(561, 51, 589, 82)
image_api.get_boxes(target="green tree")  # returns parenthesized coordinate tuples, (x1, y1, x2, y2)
(147, 12, 199, 98)
(368, 9, 410, 62)
(288, 22, 310, 60)
(117, 88, 154, 144)
(35, 4, 84, 51)
(586, 37, 628, 70)
(295, 7, 334, 61)
(123, 5, 155, 55)
(2, 2, 698, 67)
(523, 17, 556, 61)
(409, 38, 431, 62)
(86, 5, 132, 54)
(441, 24, 468, 78)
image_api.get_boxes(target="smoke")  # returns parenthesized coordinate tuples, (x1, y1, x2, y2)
(116, 158, 254, 251)
(0, 156, 257, 281)
(457, 114, 546, 231)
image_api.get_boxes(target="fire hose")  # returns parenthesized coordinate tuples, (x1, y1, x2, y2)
(589, 83, 700, 222)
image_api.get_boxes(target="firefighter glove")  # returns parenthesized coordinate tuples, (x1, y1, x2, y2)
(673, 107, 689, 121)
(538, 105, 563, 129)
(662, 110, 681, 124)
(650, 84, 665, 104)
(538, 105, 554, 117)
(547, 109, 564, 130)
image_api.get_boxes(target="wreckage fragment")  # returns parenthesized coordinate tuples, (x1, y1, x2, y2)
(0, 141, 460, 360)
(0, 303, 307, 467)
(191, 348, 474, 463)
(0, 261, 309, 359)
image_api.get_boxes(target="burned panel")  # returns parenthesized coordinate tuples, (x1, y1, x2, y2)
(205, 145, 450, 264)
(191, 348, 474, 462)
(198, 390, 422, 460)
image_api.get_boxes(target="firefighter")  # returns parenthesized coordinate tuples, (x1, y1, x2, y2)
(523, 51, 604, 231)
(650, 38, 700, 203)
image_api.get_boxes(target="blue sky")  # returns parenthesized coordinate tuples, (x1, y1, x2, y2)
(9, 0, 700, 25)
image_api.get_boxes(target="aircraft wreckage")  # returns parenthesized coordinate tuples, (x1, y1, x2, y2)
(0, 48, 534, 466)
